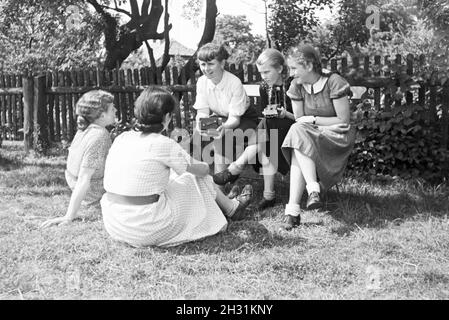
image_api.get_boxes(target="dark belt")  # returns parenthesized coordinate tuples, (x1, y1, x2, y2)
(106, 192, 160, 205)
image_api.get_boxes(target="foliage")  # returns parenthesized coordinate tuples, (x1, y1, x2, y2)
(349, 103, 449, 182)
(0, 0, 218, 73)
(214, 14, 265, 64)
(181, 0, 203, 27)
(267, 0, 333, 52)
(314, 0, 418, 60)
(416, 0, 449, 72)
(0, 0, 104, 74)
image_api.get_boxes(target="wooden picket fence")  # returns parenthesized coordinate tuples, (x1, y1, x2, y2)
(0, 55, 449, 151)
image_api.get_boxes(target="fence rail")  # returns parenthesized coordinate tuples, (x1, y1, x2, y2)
(1, 54, 449, 151)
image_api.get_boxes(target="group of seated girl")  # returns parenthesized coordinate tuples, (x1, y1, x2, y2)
(40, 42, 355, 246)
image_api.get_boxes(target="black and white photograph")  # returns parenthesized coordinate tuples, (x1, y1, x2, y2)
(0, 0, 448, 303)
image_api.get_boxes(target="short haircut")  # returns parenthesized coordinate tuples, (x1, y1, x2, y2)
(197, 43, 230, 62)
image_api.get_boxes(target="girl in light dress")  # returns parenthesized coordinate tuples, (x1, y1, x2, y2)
(41, 90, 116, 228)
(100, 86, 253, 247)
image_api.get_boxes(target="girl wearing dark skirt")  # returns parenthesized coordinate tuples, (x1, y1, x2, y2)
(213, 48, 295, 209)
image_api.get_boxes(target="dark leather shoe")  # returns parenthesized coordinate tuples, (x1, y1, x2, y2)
(257, 197, 276, 210)
(227, 185, 240, 199)
(306, 191, 322, 210)
(279, 214, 300, 231)
(231, 184, 253, 221)
(213, 169, 240, 185)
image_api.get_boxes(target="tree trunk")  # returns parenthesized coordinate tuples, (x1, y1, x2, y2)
(180, 0, 218, 83)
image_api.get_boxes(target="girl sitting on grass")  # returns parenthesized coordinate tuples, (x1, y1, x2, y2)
(100, 86, 253, 247)
(41, 90, 116, 228)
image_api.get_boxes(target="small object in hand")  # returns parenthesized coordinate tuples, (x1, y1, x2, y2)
(199, 116, 223, 136)
(262, 104, 279, 118)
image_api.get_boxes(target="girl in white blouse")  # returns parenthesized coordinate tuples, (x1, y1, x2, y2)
(193, 43, 258, 178)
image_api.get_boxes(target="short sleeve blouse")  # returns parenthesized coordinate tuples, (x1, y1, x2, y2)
(192, 70, 249, 118)
(287, 73, 351, 117)
(103, 132, 193, 196)
(66, 124, 111, 180)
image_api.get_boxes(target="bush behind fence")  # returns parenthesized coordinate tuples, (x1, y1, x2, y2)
(1, 54, 449, 150)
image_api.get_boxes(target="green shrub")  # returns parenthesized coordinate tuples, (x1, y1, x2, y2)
(348, 102, 449, 182)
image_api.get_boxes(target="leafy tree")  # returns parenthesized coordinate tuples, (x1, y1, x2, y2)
(327, 0, 418, 59)
(0, 0, 103, 73)
(214, 14, 265, 64)
(0, 0, 218, 73)
(85, 0, 218, 71)
(267, 0, 333, 51)
(417, 0, 449, 73)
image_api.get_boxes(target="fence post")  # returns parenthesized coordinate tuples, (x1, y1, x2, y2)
(23, 75, 34, 153)
(33, 74, 49, 152)
(442, 81, 449, 149)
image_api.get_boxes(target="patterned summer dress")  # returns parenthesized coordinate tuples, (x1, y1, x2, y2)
(281, 73, 356, 190)
(65, 123, 112, 205)
(100, 131, 228, 247)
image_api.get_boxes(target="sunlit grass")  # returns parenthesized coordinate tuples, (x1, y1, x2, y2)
(1, 141, 448, 299)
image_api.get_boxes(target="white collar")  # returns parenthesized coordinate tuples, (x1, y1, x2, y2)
(302, 76, 329, 95)
(206, 70, 229, 91)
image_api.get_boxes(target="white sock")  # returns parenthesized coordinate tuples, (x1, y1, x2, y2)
(285, 203, 301, 217)
(226, 198, 240, 217)
(306, 182, 320, 195)
(263, 190, 275, 200)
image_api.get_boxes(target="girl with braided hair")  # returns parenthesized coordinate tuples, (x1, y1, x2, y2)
(41, 90, 116, 228)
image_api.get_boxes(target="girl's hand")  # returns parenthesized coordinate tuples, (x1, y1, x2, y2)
(40, 216, 74, 229)
(214, 125, 225, 139)
(195, 118, 209, 137)
(296, 115, 314, 124)
(326, 123, 350, 133)
(277, 107, 287, 119)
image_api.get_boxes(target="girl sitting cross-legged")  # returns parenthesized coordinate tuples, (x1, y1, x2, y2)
(100, 86, 253, 247)
(279, 44, 356, 231)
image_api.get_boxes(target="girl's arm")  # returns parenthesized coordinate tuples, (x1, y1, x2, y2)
(40, 167, 95, 228)
(186, 157, 210, 177)
(296, 96, 350, 126)
(282, 110, 296, 121)
(291, 100, 305, 119)
(222, 115, 240, 129)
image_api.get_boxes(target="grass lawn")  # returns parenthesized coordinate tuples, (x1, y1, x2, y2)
(1, 140, 449, 300)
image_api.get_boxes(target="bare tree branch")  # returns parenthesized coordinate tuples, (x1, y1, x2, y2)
(129, 0, 140, 17)
(144, 40, 157, 71)
(159, 0, 171, 71)
(181, 0, 218, 81)
(142, 0, 152, 16)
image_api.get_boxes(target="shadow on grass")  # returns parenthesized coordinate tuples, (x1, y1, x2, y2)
(322, 179, 449, 234)
(211, 168, 449, 235)
(0, 156, 22, 171)
(148, 220, 308, 256)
